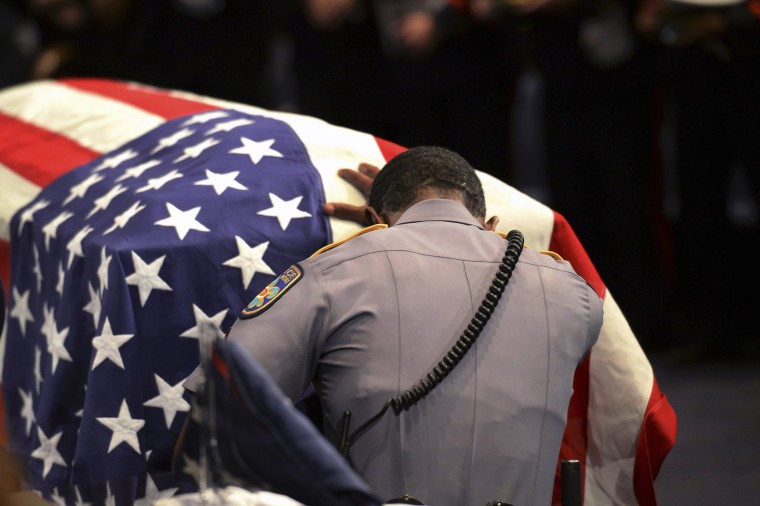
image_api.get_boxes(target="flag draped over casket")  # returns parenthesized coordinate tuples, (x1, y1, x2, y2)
(0, 79, 675, 505)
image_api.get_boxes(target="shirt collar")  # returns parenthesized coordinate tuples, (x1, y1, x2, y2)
(393, 199, 484, 230)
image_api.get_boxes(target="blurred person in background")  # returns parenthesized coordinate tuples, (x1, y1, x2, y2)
(285, 0, 393, 135)
(471, 0, 669, 349)
(1, 0, 286, 108)
(289, 0, 523, 185)
(637, 0, 760, 360)
(0, 1, 39, 89)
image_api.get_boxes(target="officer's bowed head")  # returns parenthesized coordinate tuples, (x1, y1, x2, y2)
(366, 146, 500, 231)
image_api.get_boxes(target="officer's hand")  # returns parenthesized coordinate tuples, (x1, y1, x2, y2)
(323, 163, 379, 225)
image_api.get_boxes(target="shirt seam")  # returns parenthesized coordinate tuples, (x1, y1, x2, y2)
(385, 249, 408, 494)
(462, 260, 477, 504)
(532, 263, 550, 504)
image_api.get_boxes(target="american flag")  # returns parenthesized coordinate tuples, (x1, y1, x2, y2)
(0, 79, 676, 505)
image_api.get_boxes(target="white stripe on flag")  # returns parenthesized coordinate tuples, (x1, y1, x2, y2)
(479, 170, 554, 249)
(585, 291, 654, 505)
(0, 80, 164, 153)
(0, 162, 42, 241)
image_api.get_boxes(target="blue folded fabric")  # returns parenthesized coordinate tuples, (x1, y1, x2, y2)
(177, 337, 382, 506)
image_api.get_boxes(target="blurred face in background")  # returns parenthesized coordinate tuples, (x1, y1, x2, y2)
(27, 0, 88, 31)
(27, 0, 135, 33)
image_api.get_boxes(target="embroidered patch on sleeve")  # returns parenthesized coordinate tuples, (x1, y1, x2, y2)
(240, 264, 303, 319)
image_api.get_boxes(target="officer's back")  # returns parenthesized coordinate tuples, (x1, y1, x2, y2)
(223, 147, 603, 505)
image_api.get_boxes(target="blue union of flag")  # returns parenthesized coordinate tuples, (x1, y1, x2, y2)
(4, 107, 331, 503)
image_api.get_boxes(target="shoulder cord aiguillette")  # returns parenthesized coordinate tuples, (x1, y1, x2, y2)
(339, 229, 525, 459)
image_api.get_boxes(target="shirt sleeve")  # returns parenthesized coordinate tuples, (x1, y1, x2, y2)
(585, 282, 604, 354)
(224, 263, 328, 402)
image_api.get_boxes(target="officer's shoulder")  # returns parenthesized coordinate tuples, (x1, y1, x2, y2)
(494, 232, 564, 262)
(533, 248, 563, 262)
(522, 246, 565, 267)
(310, 224, 388, 258)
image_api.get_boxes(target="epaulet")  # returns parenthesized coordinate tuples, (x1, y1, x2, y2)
(494, 231, 563, 261)
(538, 250, 563, 261)
(310, 224, 388, 257)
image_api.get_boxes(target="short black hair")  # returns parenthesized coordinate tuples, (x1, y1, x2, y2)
(369, 146, 486, 218)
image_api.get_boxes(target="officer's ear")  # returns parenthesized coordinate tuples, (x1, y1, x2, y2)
(366, 206, 385, 225)
(484, 215, 499, 232)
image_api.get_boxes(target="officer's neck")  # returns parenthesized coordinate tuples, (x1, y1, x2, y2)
(367, 196, 497, 230)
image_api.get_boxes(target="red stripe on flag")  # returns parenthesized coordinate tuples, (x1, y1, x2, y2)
(374, 137, 407, 162)
(0, 112, 99, 188)
(548, 211, 605, 504)
(59, 79, 219, 120)
(633, 379, 677, 506)
(548, 211, 605, 300)
(553, 355, 590, 505)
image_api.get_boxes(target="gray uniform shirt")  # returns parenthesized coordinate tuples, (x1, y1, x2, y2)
(224, 199, 603, 506)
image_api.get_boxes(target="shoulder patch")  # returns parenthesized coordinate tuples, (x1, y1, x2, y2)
(240, 264, 303, 319)
(310, 223, 387, 257)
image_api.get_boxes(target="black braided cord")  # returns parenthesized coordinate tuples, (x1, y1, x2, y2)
(340, 230, 525, 458)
